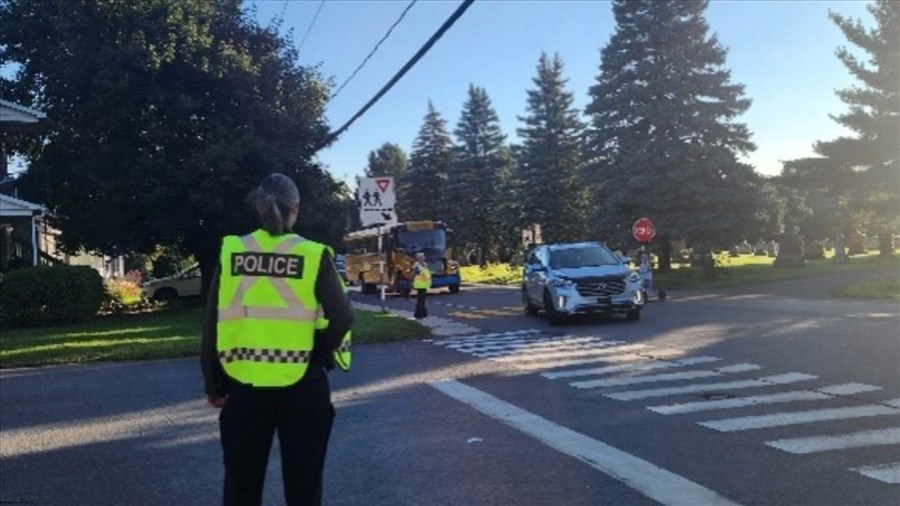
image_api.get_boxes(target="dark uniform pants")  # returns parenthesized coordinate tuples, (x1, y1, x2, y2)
(219, 366, 334, 506)
(414, 289, 428, 319)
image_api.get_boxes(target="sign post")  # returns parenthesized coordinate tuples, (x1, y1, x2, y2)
(358, 177, 397, 313)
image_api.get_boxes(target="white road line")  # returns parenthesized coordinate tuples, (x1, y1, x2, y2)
(487, 344, 655, 363)
(432, 330, 542, 345)
(542, 356, 722, 380)
(649, 391, 831, 415)
(429, 379, 742, 506)
(448, 336, 598, 351)
(851, 462, 900, 484)
(766, 427, 900, 454)
(817, 383, 885, 396)
(648, 384, 884, 415)
(570, 364, 761, 390)
(477, 340, 626, 358)
(698, 400, 900, 432)
(606, 373, 818, 401)
(514, 351, 685, 371)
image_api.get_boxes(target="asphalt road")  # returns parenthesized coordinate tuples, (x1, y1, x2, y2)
(1, 272, 898, 505)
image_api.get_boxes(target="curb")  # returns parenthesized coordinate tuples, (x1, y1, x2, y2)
(352, 301, 481, 337)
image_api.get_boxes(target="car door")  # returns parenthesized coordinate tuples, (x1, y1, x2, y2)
(177, 266, 202, 297)
(524, 248, 546, 303)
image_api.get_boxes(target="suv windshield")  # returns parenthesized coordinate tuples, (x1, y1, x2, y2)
(549, 245, 619, 269)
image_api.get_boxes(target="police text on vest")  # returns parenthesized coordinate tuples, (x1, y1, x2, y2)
(232, 253, 304, 278)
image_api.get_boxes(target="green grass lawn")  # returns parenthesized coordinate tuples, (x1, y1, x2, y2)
(833, 272, 900, 300)
(655, 251, 900, 290)
(0, 306, 428, 369)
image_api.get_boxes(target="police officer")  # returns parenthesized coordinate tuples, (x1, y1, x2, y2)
(201, 173, 352, 506)
(412, 252, 431, 319)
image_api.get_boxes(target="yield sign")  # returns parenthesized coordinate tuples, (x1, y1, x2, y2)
(376, 178, 391, 193)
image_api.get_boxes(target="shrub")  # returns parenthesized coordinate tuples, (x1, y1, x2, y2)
(102, 270, 146, 313)
(0, 265, 104, 328)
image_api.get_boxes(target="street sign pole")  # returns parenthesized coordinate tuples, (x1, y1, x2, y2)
(378, 225, 385, 312)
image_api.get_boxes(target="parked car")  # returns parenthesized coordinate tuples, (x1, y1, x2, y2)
(142, 264, 201, 301)
(522, 242, 644, 324)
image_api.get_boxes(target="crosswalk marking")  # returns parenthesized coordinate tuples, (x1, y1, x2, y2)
(766, 427, 900, 454)
(429, 379, 743, 506)
(542, 356, 722, 380)
(448, 336, 601, 351)
(429, 328, 900, 487)
(514, 350, 686, 371)
(818, 383, 885, 396)
(606, 373, 818, 401)
(570, 364, 761, 390)
(698, 400, 900, 432)
(485, 344, 655, 363)
(851, 462, 900, 484)
(432, 330, 542, 345)
(648, 383, 884, 415)
(477, 340, 626, 358)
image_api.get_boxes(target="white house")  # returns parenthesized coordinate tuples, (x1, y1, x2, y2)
(1, 99, 123, 278)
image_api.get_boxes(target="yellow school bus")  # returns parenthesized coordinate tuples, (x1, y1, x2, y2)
(343, 220, 461, 296)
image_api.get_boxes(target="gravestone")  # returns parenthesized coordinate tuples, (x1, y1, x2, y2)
(754, 239, 767, 256)
(774, 232, 805, 268)
(847, 230, 867, 255)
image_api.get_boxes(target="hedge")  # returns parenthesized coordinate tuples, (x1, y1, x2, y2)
(1, 265, 104, 329)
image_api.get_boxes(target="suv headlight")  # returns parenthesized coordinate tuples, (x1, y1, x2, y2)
(550, 278, 575, 289)
(627, 271, 641, 283)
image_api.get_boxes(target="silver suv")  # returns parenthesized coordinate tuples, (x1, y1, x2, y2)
(522, 242, 644, 324)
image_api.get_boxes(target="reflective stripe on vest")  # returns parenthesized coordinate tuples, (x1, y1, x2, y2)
(413, 264, 432, 289)
(216, 231, 324, 387)
(333, 330, 351, 371)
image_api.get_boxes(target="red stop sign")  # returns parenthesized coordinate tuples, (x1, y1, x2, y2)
(632, 218, 656, 243)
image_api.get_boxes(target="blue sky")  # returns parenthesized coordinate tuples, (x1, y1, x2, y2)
(248, 0, 873, 185)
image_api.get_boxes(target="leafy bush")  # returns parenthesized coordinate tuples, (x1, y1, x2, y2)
(460, 264, 522, 285)
(102, 270, 148, 313)
(0, 265, 104, 328)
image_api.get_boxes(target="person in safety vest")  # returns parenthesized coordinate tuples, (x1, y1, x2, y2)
(201, 173, 352, 506)
(412, 252, 431, 319)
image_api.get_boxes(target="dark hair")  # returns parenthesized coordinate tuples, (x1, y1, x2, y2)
(248, 173, 300, 235)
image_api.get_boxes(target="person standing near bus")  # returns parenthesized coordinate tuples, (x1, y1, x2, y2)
(412, 252, 431, 319)
(201, 172, 352, 506)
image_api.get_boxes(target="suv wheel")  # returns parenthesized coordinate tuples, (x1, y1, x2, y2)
(543, 290, 565, 326)
(626, 308, 641, 321)
(522, 287, 538, 316)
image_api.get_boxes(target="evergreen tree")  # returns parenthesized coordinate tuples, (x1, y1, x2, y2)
(584, 0, 759, 266)
(405, 101, 453, 221)
(808, 1, 898, 255)
(516, 53, 587, 244)
(449, 85, 513, 264)
(364, 142, 408, 220)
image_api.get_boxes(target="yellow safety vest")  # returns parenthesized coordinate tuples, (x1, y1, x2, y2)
(413, 263, 432, 290)
(317, 248, 351, 372)
(217, 230, 350, 386)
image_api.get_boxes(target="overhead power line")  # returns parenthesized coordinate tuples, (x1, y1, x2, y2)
(331, 0, 419, 101)
(324, 0, 476, 147)
(274, 0, 289, 28)
(297, 0, 326, 55)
